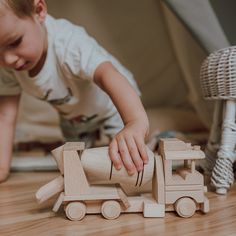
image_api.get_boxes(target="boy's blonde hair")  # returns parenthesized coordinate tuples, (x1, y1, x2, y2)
(1, 0, 34, 17)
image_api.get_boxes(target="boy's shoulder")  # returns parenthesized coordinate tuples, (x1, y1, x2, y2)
(46, 14, 88, 41)
(46, 15, 92, 56)
(45, 14, 97, 68)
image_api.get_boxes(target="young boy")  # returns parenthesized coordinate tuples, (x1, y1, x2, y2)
(0, 0, 149, 182)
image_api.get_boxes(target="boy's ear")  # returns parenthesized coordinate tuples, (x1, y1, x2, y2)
(34, 0, 47, 22)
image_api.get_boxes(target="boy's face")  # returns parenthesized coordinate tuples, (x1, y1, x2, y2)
(0, 4, 47, 73)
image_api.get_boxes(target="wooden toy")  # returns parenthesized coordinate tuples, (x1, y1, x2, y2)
(36, 138, 209, 220)
(200, 46, 236, 194)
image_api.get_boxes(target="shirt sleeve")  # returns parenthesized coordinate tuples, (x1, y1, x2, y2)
(62, 26, 111, 80)
(63, 27, 140, 93)
(0, 68, 21, 95)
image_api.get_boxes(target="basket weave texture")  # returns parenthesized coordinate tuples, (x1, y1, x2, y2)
(200, 46, 236, 100)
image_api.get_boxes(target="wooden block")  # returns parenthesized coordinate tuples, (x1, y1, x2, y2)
(143, 203, 165, 217)
(64, 142, 85, 151)
(165, 190, 204, 204)
(159, 138, 191, 152)
(116, 185, 130, 209)
(51, 145, 64, 174)
(52, 192, 65, 212)
(200, 196, 210, 213)
(142, 193, 165, 217)
(163, 159, 172, 183)
(165, 184, 204, 191)
(163, 150, 205, 160)
(35, 175, 64, 204)
(63, 150, 90, 196)
(152, 154, 165, 204)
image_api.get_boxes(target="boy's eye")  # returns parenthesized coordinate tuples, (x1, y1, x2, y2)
(8, 37, 22, 48)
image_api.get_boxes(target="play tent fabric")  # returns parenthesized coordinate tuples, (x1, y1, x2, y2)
(15, 0, 232, 143)
(162, 0, 231, 127)
(163, 0, 230, 53)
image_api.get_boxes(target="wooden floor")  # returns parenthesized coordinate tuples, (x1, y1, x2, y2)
(1, 172, 236, 236)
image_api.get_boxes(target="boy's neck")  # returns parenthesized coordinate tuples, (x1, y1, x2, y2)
(28, 24, 48, 77)
(28, 49, 47, 77)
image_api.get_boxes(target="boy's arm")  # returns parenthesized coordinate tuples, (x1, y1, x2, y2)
(0, 95, 20, 182)
(94, 61, 149, 175)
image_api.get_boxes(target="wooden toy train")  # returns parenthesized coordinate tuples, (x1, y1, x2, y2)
(36, 138, 209, 220)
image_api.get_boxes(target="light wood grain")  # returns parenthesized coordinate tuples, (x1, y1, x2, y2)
(1, 172, 236, 236)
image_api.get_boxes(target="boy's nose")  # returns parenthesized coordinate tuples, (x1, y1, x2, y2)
(3, 52, 19, 67)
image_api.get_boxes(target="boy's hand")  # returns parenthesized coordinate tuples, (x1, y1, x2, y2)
(109, 121, 149, 175)
(0, 167, 9, 183)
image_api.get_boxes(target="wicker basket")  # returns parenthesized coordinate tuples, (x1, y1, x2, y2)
(200, 46, 236, 100)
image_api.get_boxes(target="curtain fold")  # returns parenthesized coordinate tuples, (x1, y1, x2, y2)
(161, 0, 230, 127)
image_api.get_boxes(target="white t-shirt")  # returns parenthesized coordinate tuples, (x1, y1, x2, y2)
(0, 15, 140, 135)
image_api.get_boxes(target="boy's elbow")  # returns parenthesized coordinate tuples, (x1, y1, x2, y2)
(94, 61, 116, 87)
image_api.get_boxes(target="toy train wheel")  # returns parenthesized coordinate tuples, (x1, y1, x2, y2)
(101, 200, 121, 220)
(65, 202, 86, 221)
(175, 197, 196, 218)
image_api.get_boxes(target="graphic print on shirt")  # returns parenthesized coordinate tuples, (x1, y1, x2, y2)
(70, 114, 98, 123)
(39, 86, 99, 123)
(46, 88, 73, 106)
(38, 87, 74, 115)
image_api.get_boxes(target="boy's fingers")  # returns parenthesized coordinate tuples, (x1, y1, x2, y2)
(109, 139, 122, 170)
(0, 168, 9, 183)
(117, 137, 136, 175)
(135, 136, 149, 164)
(125, 136, 143, 172)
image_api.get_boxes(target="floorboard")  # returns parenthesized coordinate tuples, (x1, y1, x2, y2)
(0, 172, 236, 236)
